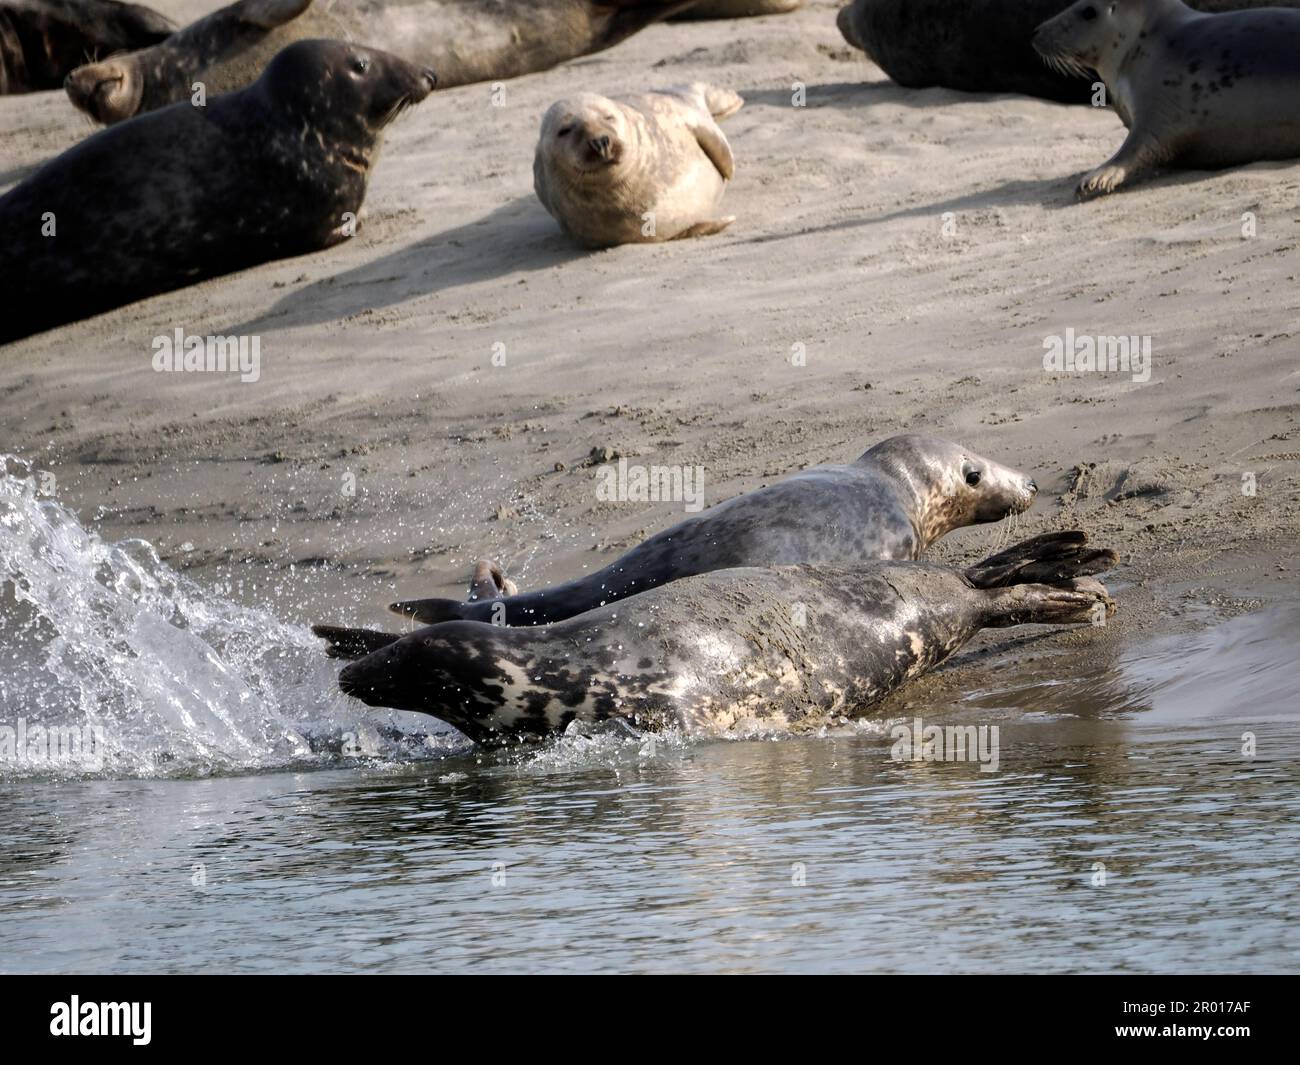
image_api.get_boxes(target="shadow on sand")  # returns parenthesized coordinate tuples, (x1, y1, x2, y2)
(231, 195, 587, 334)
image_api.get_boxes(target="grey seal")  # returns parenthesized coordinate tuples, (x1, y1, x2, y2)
(835, 0, 1300, 104)
(65, 0, 695, 125)
(0, 39, 435, 343)
(312, 434, 1039, 645)
(0, 0, 172, 93)
(533, 82, 744, 247)
(1034, 0, 1300, 198)
(327, 531, 1117, 745)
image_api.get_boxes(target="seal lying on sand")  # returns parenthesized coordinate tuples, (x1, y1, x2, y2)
(673, 1, 803, 17)
(65, 0, 694, 125)
(835, 0, 1300, 104)
(326, 532, 1117, 745)
(0, 39, 435, 343)
(1035, 0, 1300, 198)
(0, 0, 172, 93)
(312, 435, 1039, 649)
(534, 82, 743, 247)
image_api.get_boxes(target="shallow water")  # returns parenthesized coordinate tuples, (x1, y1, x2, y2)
(2, 460, 1298, 973)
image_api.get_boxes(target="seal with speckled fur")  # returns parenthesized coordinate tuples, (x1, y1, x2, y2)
(65, 0, 695, 125)
(0, 39, 435, 343)
(0, 0, 172, 93)
(835, 0, 1300, 104)
(311, 435, 1039, 645)
(327, 532, 1117, 745)
(534, 82, 743, 247)
(1034, 0, 1300, 198)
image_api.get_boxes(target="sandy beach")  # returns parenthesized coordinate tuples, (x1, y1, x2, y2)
(2, 0, 1297, 645)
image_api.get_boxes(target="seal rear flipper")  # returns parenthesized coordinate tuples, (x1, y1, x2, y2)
(674, 217, 735, 239)
(311, 624, 402, 660)
(387, 597, 467, 625)
(965, 530, 1116, 589)
(981, 582, 1116, 629)
(467, 558, 517, 601)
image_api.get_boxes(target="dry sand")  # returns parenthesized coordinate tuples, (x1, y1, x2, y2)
(2, 0, 1297, 663)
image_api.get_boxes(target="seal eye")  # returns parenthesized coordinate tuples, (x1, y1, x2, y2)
(1080, 5, 1098, 19)
(557, 125, 574, 137)
(352, 56, 370, 75)
(965, 469, 982, 487)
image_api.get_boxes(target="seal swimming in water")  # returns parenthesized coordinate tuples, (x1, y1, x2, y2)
(324, 531, 1117, 745)
(533, 82, 744, 247)
(65, 0, 695, 125)
(1034, 0, 1300, 198)
(0, 39, 435, 343)
(312, 435, 1039, 648)
(835, 0, 1300, 104)
(0, 0, 173, 93)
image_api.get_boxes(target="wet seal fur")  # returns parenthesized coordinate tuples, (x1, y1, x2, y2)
(328, 532, 1117, 745)
(1034, 0, 1300, 198)
(0, 39, 435, 343)
(313, 434, 1039, 644)
(66, 0, 695, 125)
(835, 0, 1300, 104)
(0, 0, 172, 93)
(534, 82, 743, 247)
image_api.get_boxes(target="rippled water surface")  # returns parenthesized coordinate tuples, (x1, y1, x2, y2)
(2, 461, 1298, 973)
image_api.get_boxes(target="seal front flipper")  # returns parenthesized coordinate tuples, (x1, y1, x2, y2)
(688, 112, 737, 180)
(312, 624, 402, 661)
(965, 530, 1116, 589)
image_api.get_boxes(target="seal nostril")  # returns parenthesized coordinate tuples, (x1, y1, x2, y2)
(1027, 479, 1038, 492)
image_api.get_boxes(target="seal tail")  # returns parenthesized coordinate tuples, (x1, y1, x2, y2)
(312, 624, 403, 661)
(964, 531, 1116, 589)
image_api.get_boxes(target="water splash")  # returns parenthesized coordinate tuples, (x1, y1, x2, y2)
(0, 457, 464, 780)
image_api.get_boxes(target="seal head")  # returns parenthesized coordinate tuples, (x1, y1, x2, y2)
(860, 433, 1037, 547)
(65, 0, 312, 124)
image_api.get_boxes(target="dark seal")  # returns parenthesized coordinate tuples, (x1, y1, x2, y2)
(0, 39, 435, 343)
(1035, 0, 1300, 198)
(66, 0, 695, 125)
(326, 532, 1117, 745)
(0, 0, 172, 93)
(313, 434, 1039, 644)
(835, 0, 1300, 104)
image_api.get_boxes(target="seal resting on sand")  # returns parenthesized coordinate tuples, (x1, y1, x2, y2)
(1034, 0, 1300, 198)
(324, 532, 1117, 745)
(65, 0, 695, 124)
(0, 0, 172, 93)
(835, 0, 1300, 104)
(0, 39, 435, 342)
(533, 82, 744, 247)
